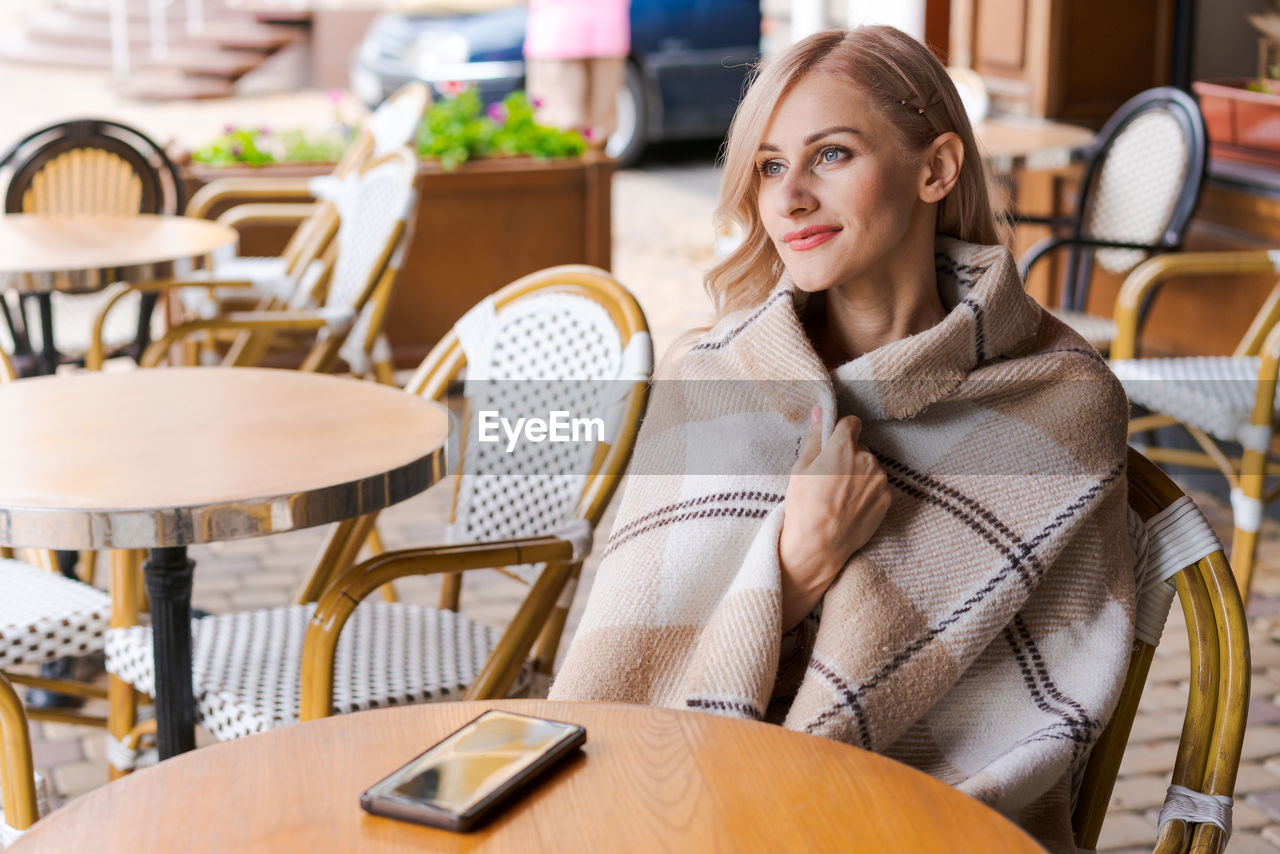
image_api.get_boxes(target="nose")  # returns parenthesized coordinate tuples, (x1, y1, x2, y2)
(779, 169, 817, 218)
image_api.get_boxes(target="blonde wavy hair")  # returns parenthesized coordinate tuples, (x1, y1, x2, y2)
(705, 26, 1004, 320)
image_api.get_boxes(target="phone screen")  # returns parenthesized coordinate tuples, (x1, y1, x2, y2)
(366, 711, 583, 816)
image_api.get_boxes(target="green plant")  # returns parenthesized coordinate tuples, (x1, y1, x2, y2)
(277, 128, 352, 164)
(416, 88, 586, 170)
(189, 126, 275, 167)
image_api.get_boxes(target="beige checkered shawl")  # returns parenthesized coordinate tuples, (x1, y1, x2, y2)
(550, 238, 1135, 852)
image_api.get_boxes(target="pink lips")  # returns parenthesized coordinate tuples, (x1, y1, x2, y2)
(782, 224, 841, 251)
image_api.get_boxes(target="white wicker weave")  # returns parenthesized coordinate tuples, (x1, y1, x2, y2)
(106, 602, 506, 741)
(1051, 308, 1116, 349)
(1110, 356, 1273, 443)
(0, 558, 110, 669)
(1082, 110, 1189, 274)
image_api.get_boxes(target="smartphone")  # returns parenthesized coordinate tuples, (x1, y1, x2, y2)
(359, 709, 587, 832)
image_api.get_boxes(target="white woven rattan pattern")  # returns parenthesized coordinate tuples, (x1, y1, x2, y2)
(1082, 110, 1189, 274)
(1111, 356, 1274, 442)
(1051, 309, 1116, 348)
(0, 559, 110, 668)
(325, 151, 415, 316)
(369, 88, 428, 157)
(45, 289, 154, 356)
(176, 256, 289, 314)
(453, 293, 624, 583)
(105, 602, 505, 740)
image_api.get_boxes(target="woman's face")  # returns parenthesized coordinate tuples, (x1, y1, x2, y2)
(755, 72, 926, 294)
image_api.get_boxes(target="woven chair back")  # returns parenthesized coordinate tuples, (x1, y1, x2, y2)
(406, 267, 652, 586)
(0, 118, 183, 215)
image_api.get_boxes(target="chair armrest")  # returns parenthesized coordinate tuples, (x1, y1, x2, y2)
(1018, 235, 1169, 282)
(1111, 251, 1280, 359)
(186, 176, 318, 220)
(138, 309, 336, 367)
(216, 202, 321, 231)
(85, 280, 257, 370)
(299, 534, 582, 720)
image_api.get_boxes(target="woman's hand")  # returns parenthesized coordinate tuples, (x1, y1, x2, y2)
(779, 407, 891, 632)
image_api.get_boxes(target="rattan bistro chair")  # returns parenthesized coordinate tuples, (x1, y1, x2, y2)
(0, 350, 115, 846)
(103, 266, 650, 761)
(0, 118, 185, 374)
(1107, 251, 1280, 601)
(1070, 449, 1247, 853)
(172, 82, 427, 369)
(1017, 87, 1207, 351)
(86, 147, 419, 376)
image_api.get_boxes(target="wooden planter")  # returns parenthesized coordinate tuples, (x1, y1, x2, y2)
(183, 155, 613, 367)
(1193, 78, 1280, 168)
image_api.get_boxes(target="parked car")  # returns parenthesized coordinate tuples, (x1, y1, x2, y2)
(349, 0, 762, 166)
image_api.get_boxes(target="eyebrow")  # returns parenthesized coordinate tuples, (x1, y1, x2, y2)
(757, 126, 861, 151)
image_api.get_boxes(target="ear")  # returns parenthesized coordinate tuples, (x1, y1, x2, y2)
(917, 132, 964, 204)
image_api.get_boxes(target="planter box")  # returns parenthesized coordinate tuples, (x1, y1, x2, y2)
(183, 155, 613, 368)
(1193, 78, 1280, 168)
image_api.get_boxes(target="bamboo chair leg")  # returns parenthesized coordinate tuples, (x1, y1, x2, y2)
(1232, 447, 1267, 601)
(439, 573, 462, 612)
(363, 526, 399, 603)
(373, 358, 395, 386)
(0, 672, 39, 832)
(107, 550, 141, 779)
(531, 562, 583, 675)
(78, 550, 97, 587)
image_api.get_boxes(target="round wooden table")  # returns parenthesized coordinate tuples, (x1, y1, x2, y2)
(8, 700, 1047, 853)
(0, 213, 237, 375)
(0, 367, 450, 757)
(975, 116, 1097, 173)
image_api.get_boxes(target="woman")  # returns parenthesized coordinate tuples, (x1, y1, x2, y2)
(550, 26, 1134, 853)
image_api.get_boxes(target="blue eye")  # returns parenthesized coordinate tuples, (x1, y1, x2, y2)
(759, 161, 784, 177)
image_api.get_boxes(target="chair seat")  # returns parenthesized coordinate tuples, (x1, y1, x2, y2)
(43, 289, 155, 358)
(0, 559, 111, 669)
(1050, 309, 1116, 349)
(105, 602, 512, 741)
(176, 256, 291, 318)
(1110, 356, 1274, 443)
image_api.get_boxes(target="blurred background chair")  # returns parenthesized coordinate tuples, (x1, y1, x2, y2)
(1071, 449, 1247, 854)
(1109, 251, 1280, 601)
(1016, 87, 1208, 351)
(103, 265, 651, 769)
(0, 118, 185, 376)
(170, 81, 427, 376)
(86, 146, 419, 378)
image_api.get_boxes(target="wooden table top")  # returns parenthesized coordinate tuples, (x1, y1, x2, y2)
(975, 115, 1097, 172)
(0, 367, 449, 549)
(0, 213, 237, 293)
(10, 700, 1046, 853)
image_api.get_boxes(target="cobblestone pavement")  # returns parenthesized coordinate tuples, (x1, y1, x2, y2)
(2, 54, 1278, 852)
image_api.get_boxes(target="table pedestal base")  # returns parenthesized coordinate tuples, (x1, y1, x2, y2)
(143, 546, 196, 759)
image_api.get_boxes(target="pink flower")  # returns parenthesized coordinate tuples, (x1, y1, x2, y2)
(326, 88, 344, 106)
(223, 123, 236, 134)
(258, 126, 272, 137)
(439, 80, 468, 97)
(582, 127, 594, 140)
(532, 96, 544, 108)
(486, 102, 508, 123)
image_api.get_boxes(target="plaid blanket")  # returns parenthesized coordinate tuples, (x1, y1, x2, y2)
(550, 237, 1135, 852)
